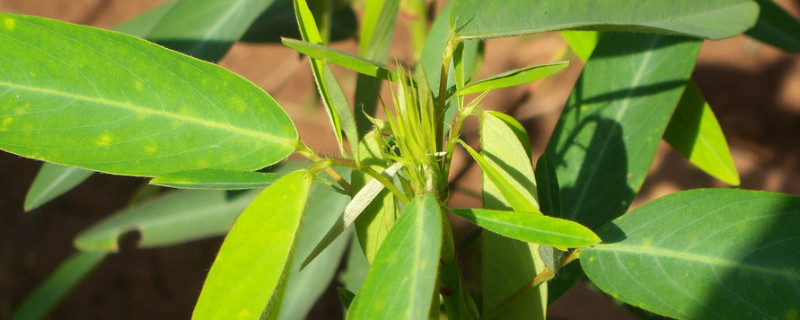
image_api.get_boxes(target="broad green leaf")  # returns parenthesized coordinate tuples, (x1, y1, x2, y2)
(479, 110, 546, 320)
(241, 0, 357, 43)
(0, 14, 297, 177)
(113, 1, 178, 38)
(144, 0, 278, 61)
(664, 82, 740, 185)
(344, 236, 370, 293)
(11, 251, 106, 320)
(546, 33, 702, 230)
(451, 0, 759, 41)
(746, 0, 800, 53)
(534, 153, 561, 218)
(582, 189, 800, 320)
(560, 31, 601, 61)
(457, 61, 569, 95)
(281, 38, 398, 81)
(279, 173, 351, 320)
(459, 141, 538, 213)
(293, 0, 359, 159)
(74, 188, 260, 252)
(451, 209, 600, 248)
(150, 170, 280, 190)
(347, 193, 442, 319)
(192, 170, 314, 320)
(24, 163, 93, 211)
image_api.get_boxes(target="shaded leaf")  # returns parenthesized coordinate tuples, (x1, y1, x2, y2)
(451, 208, 600, 248)
(0, 14, 297, 177)
(337, 287, 357, 310)
(11, 251, 106, 320)
(746, 0, 800, 53)
(459, 140, 538, 213)
(582, 189, 800, 320)
(664, 82, 739, 185)
(282, 38, 398, 81)
(451, 0, 759, 41)
(347, 193, 442, 319)
(150, 170, 280, 190)
(113, 1, 178, 38)
(192, 170, 314, 320)
(24, 163, 93, 211)
(74, 189, 260, 252)
(458, 61, 569, 95)
(241, 0, 357, 43)
(534, 153, 561, 218)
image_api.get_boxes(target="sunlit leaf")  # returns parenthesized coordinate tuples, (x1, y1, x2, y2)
(451, 0, 759, 41)
(664, 82, 739, 185)
(11, 251, 106, 320)
(560, 31, 601, 61)
(459, 141, 538, 214)
(0, 14, 297, 177)
(192, 170, 314, 320)
(150, 170, 280, 190)
(458, 61, 569, 95)
(347, 193, 442, 319)
(452, 208, 600, 248)
(582, 189, 800, 320)
(282, 38, 398, 81)
(24, 163, 93, 211)
(746, 0, 800, 53)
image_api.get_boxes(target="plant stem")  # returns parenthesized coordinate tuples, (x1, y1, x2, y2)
(328, 159, 411, 205)
(295, 140, 351, 192)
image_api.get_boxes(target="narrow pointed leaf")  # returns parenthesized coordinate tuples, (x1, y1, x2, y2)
(0, 14, 297, 177)
(746, 0, 800, 53)
(451, 0, 759, 41)
(24, 163, 93, 211)
(150, 170, 280, 190)
(458, 61, 569, 95)
(459, 141, 538, 213)
(534, 153, 562, 218)
(664, 82, 739, 185)
(337, 288, 357, 310)
(75, 189, 260, 252)
(281, 38, 398, 81)
(479, 110, 546, 320)
(452, 208, 599, 248)
(11, 251, 106, 320)
(192, 170, 314, 320)
(582, 189, 800, 320)
(560, 31, 601, 61)
(347, 193, 442, 319)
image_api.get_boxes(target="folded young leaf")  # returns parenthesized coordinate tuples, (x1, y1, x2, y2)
(24, 163, 93, 211)
(11, 251, 106, 320)
(746, 0, 800, 53)
(0, 14, 297, 177)
(582, 189, 800, 320)
(347, 193, 442, 319)
(282, 38, 398, 81)
(452, 208, 600, 248)
(459, 140, 538, 213)
(451, 0, 759, 41)
(150, 170, 280, 190)
(192, 170, 314, 320)
(75, 189, 260, 252)
(457, 61, 568, 95)
(664, 82, 740, 186)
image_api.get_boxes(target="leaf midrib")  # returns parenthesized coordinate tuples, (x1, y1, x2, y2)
(0, 81, 293, 144)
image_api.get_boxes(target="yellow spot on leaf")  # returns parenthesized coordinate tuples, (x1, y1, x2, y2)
(1, 117, 12, 129)
(144, 145, 158, 154)
(786, 307, 798, 320)
(237, 309, 251, 318)
(230, 97, 247, 113)
(134, 81, 144, 92)
(588, 256, 596, 262)
(641, 237, 653, 247)
(3, 18, 15, 31)
(96, 134, 114, 146)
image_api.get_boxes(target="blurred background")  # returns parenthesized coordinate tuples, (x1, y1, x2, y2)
(1, 0, 799, 319)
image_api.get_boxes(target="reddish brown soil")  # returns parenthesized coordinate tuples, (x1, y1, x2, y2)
(1, 1, 799, 319)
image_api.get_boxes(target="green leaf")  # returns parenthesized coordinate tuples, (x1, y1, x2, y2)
(347, 193, 442, 319)
(746, 0, 800, 53)
(451, 0, 759, 41)
(150, 170, 280, 190)
(75, 189, 260, 252)
(458, 61, 569, 95)
(24, 163, 93, 211)
(664, 82, 740, 185)
(582, 189, 800, 320)
(534, 153, 561, 218)
(282, 38, 398, 81)
(451, 209, 600, 248)
(278, 173, 351, 320)
(560, 31, 601, 61)
(241, 0, 357, 43)
(459, 141, 538, 213)
(0, 14, 297, 177)
(545, 33, 702, 230)
(192, 170, 314, 320)
(337, 287, 357, 310)
(11, 251, 106, 320)
(479, 110, 546, 320)
(113, 1, 178, 37)
(344, 236, 370, 293)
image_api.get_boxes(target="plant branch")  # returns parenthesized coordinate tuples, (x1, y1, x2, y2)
(295, 140, 351, 192)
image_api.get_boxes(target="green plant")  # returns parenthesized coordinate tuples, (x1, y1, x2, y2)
(3, 0, 800, 319)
